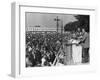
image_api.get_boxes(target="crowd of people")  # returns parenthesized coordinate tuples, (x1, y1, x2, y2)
(26, 28, 89, 67)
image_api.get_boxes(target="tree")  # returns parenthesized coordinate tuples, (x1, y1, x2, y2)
(64, 21, 79, 32)
(64, 15, 90, 32)
(75, 15, 90, 32)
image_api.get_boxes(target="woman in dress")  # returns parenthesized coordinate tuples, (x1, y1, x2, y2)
(71, 32, 82, 65)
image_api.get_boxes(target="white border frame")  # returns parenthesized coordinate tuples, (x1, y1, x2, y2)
(11, 2, 96, 78)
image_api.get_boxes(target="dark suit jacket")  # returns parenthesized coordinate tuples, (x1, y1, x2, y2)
(81, 32, 89, 48)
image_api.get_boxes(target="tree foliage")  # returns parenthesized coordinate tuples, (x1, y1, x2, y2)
(64, 15, 90, 32)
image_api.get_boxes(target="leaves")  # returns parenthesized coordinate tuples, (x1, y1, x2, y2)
(64, 15, 90, 32)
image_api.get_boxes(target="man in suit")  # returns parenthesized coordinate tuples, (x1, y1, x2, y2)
(81, 28, 90, 63)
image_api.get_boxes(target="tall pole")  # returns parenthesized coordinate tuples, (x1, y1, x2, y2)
(61, 19, 63, 45)
(54, 16, 60, 33)
(61, 20, 63, 35)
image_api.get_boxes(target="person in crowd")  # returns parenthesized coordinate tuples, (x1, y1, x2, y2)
(26, 29, 89, 67)
(49, 51, 56, 64)
(41, 55, 46, 66)
(35, 45, 42, 66)
(26, 55, 32, 67)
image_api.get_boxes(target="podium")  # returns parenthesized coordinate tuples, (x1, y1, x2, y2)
(64, 39, 82, 65)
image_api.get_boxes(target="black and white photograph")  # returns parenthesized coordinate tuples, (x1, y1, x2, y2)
(25, 12, 90, 67)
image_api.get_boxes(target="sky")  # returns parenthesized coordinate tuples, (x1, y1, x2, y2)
(26, 12, 78, 31)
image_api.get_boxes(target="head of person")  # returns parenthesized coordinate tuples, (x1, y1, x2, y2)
(82, 28, 86, 33)
(77, 28, 81, 32)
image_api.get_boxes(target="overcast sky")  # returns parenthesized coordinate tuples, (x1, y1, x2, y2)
(26, 12, 78, 30)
